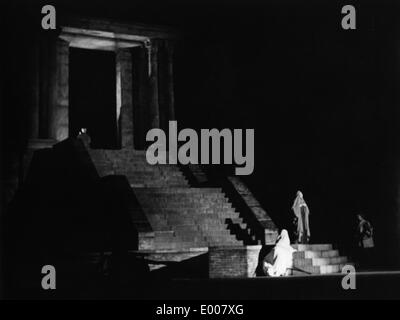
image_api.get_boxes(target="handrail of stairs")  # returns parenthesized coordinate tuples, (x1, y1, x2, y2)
(180, 164, 278, 245)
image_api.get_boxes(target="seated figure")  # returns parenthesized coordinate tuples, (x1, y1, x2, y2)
(263, 229, 296, 277)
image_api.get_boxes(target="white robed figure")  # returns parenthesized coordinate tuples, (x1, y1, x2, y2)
(264, 229, 296, 277)
(292, 190, 310, 244)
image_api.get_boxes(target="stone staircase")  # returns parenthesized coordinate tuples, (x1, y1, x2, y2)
(56, 143, 351, 276)
(289, 244, 352, 275)
(86, 146, 355, 277)
(87, 148, 274, 253)
(135, 188, 243, 249)
(21, 139, 350, 277)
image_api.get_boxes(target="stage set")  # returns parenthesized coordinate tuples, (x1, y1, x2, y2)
(1, 0, 400, 299)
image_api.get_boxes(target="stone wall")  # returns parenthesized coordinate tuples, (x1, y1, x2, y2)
(51, 39, 69, 141)
(116, 49, 134, 148)
(208, 245, 262, 278)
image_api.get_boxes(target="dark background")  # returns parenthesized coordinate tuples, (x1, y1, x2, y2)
(1, 0, 400, 266)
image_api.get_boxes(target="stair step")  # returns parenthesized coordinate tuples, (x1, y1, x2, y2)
(292, 244, 333, 251)
(293, 249, 339, 259)
(294, 263, 353, 275)
(135, 187, 223, 194)
(294, 256, 348, 267)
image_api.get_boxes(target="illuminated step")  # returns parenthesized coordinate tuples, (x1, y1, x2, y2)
(293, 249, 340, 259)
(292, 244, 333, 251)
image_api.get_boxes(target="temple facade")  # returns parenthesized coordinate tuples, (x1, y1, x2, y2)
(26, 16, 177, 151)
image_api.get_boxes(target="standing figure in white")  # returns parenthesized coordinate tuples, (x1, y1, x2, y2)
(292, 190, 311, 244)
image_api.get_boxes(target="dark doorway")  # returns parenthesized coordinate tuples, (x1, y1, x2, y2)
(69, 48, 118, 149)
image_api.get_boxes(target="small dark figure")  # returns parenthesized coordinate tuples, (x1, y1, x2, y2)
(355, 214, 374, 268)
(77, 127, 91, 148)
(292, 190, 310, 244)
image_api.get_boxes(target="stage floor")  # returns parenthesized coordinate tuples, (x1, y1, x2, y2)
(6, 270, 400, 299)
(147, 270, 400, 300)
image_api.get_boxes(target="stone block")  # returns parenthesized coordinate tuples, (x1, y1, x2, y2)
(209, 245, 261, 278)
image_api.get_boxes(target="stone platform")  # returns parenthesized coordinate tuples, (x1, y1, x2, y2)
(209, 244, 352, 278)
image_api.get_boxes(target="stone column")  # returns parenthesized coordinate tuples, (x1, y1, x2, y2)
(148, 40, 160, 129)
(116, 49, 134, 148)
(157, 42, 168, 132)
(165, 40, 176, 121)
(48, 38, 69, 141)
